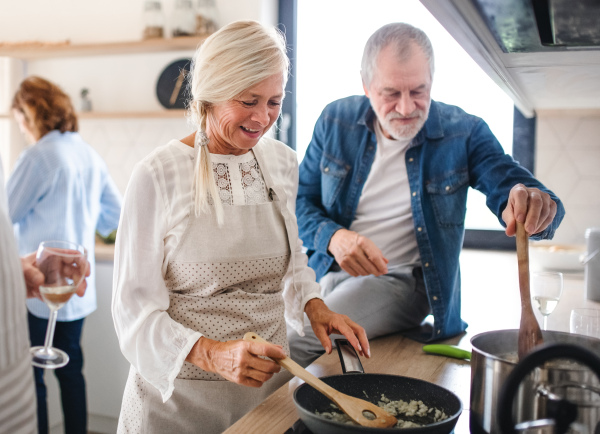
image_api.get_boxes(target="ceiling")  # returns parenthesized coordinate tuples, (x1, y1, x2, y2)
(420, 0, 600, 117)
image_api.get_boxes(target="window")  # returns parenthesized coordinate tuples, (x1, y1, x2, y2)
(279, 0, 533, 250)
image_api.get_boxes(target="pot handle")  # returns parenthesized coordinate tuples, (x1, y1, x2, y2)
(497, 343, 600, 434)
(334, 339, 364, 374)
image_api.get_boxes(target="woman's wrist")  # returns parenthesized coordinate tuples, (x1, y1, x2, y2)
(186, 336, 219, 372)
(304, 298, 327, 318)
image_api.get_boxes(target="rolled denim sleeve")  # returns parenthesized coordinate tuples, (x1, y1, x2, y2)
(468, 119, 565, 240)
(313, 219, 343, 255)
(297, 111, 342, 256)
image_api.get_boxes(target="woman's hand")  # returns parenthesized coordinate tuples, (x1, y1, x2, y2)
(304, 298, 370, 358)
(186, 337, 287, 387)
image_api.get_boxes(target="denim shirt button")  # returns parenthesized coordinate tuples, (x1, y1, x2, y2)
(417, 227, 422, 232)
(324, 167, 329, 172)
(425, 262, 429, 267)
(432, 295, 437, 300)
(445, 185, 450, 191)
(437, 330, 441, 334)
(409, 158, 414, 162)
(412, 192, 416, 197)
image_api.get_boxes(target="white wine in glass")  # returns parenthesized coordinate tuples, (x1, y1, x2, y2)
(31, 240, 87, 369)
(531, 271, 564, 331)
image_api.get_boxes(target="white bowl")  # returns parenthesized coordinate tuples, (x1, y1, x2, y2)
(529, 243, 586, 272)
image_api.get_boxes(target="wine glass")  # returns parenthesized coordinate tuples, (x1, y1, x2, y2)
(30, 240, 87, 369)
(570, 308, 600, 338)
(530, 271, 564, 331)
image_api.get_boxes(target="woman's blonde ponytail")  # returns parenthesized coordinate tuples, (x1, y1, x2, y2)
(193, 129, 224, 226)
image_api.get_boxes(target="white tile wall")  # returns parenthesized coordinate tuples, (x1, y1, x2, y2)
(79, 117, 194, 195)
(536, 113, 600, 245)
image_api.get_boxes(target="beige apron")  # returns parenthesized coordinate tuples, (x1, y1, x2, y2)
(118, 154, 295, 434)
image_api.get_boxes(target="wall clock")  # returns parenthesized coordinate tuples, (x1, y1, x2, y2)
(156, 58, 192, 109)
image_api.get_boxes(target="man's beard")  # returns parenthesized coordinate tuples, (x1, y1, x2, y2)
(380, 107, 429, 140)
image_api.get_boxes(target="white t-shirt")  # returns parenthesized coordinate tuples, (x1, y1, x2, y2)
(349, 122, 420, 267)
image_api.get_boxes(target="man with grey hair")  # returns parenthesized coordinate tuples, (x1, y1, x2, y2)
(289, 22, 565, 367)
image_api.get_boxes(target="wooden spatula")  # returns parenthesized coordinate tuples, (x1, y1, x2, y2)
(516, 221, 544, 360)
(243, 332, 397, 428)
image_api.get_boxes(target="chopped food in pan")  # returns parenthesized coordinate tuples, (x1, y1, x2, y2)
(317, 394, 448, 429)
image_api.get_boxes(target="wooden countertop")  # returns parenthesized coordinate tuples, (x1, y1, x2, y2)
(94, 238, 115, 262)
(224, 249, 599, 434)
(225, 332, 472, 434)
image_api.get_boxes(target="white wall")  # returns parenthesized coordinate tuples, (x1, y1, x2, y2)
(535, 111, 600, 246)
(0, 0, 276, 44)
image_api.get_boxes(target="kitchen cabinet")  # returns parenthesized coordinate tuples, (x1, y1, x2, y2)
(42, 258, 126, 434)
(82, 259, 128, 433)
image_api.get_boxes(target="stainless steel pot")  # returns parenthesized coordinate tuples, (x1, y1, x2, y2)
(470, 330, 600, 433)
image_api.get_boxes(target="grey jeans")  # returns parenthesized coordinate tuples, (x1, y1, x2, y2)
(288, 264, 431, 368)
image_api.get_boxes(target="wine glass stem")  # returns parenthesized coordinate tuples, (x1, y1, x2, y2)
(543, 315, 548, 331)
(43, 308, 59, 351)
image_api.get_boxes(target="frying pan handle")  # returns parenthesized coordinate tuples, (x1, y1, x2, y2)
(334, 339, 364, 374)
(497, 343, 600, 434)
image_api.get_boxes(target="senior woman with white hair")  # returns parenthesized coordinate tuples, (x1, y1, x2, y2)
(112, 20, 370, 433)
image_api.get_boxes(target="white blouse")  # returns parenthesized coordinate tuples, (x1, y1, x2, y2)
(112, 137, 321, 401)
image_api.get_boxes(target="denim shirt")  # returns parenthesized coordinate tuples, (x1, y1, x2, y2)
(296, 95, 565, 341)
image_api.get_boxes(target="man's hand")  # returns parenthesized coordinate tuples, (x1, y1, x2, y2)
(502, 183, 558, 237)
(75, 257, 91, 297)
(304, 298, 370, 358)
(21, 251, 91, 299)
(21, 252, 44, 299)
(186, 337, 286, 387)
(328, 229, 389, 277)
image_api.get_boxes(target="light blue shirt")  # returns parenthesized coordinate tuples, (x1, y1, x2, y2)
(7, 130, 122, 321)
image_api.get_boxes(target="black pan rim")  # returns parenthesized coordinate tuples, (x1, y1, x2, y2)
(293, 373, 462, 433)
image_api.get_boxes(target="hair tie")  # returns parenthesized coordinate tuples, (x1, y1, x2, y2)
(195, 130, 210, 149)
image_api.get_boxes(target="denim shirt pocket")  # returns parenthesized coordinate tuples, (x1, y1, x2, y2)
(425, 169, 469, 227)
(320, 153, 349, 208)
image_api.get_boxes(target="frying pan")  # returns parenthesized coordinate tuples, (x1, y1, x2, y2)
(292, 339, 462, 434)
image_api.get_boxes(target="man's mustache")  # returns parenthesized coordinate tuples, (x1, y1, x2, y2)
(386, 111, 423, 121)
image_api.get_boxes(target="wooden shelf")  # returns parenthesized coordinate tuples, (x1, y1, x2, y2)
(1, 110, 187, 119)
(0, 35, 209, 60)
(78, 110, 187, 119)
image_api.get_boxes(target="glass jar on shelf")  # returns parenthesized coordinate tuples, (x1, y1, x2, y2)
(143, 0, 165, 39)
(171, 0, 196, 37)
(195, 0, 218, 36)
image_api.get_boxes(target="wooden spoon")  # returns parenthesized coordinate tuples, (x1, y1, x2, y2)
(243, 332, 397, 428)
(516, 221, 544, 360)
